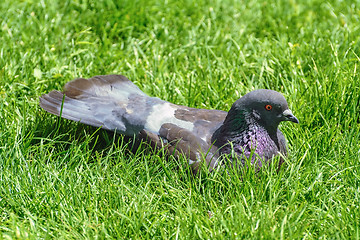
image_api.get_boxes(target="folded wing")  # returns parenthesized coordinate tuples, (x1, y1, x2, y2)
(40, 75, 226, 139)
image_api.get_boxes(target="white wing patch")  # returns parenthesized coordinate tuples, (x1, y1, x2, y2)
(145, 102, 194, 133)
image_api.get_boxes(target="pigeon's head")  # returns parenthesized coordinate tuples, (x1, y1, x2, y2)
(233, 89, 299, 131)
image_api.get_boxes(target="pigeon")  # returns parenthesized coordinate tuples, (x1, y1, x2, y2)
(39, 75, 299, 173)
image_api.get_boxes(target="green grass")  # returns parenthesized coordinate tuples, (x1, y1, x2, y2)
(1, 0, 360, 238)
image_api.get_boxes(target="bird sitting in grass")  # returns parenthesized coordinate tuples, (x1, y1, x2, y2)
(39, 75, 299, 174)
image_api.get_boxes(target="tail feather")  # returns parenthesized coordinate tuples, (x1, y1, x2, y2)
(40, 90, 105, 128)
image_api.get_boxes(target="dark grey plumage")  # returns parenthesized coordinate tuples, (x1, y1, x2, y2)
(39, 75, 298, 173)
(212, 89, 298, 169)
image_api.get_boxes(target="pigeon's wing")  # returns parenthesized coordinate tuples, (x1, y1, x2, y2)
(40, 75, 227, 139)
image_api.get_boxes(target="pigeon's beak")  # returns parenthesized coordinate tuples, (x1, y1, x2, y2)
(282, 109, 299, 123)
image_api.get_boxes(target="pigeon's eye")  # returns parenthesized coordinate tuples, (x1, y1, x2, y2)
(265, 104, 272, 111)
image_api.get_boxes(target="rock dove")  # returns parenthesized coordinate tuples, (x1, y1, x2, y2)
(39, 75, 298, 173)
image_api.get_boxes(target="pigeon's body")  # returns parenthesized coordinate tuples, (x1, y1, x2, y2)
(40, 75, 298, 173)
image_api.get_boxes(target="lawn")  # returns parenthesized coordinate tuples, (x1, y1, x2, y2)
(1, 0, 359, 239)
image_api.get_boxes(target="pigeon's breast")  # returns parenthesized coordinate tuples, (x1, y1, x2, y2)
(224, 126, 281, 167)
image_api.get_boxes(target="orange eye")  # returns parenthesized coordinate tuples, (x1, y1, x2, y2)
(265, 104, 272, 111)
